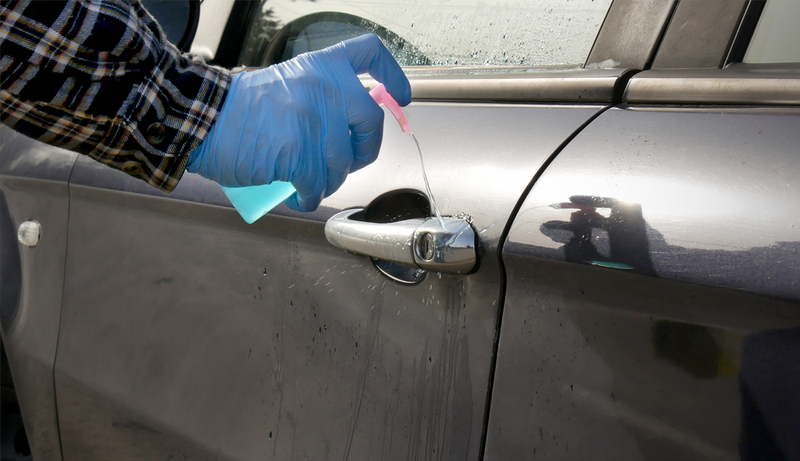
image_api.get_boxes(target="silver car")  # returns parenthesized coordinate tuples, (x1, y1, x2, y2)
(2, 0, 799, 459)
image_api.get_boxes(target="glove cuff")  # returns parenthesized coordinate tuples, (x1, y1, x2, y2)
(185, 72, 247, 175)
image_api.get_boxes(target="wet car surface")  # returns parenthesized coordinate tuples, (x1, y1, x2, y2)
(2, 0, 799, 460)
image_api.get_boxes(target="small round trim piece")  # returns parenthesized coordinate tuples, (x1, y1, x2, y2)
(18, 220, 41, 247)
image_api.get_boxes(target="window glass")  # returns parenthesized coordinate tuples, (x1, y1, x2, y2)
(142, 0, 196, 51)
(743, 0, 800, 64)
(240, 0, 613, 68)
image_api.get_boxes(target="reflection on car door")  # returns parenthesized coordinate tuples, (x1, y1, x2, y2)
(487, 1, 800, 456)
(487, 70, 800, 460)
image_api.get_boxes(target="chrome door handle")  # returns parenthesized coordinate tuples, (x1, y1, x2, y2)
(325, 209, 477, 274)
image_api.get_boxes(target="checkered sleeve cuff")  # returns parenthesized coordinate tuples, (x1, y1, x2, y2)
(0, 0, 232, 192)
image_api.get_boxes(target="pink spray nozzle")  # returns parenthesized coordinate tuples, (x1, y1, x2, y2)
(369, 83, 412, 135)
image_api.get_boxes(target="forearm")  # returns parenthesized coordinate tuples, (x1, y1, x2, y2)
(0, 0, 230, 192)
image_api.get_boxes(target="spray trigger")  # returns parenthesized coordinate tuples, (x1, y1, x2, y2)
(370, 84, 412, 134)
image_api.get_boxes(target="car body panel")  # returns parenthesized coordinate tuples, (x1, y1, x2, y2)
(585, 0, 677, 69)
(188, 0, 235, 62)
(650, 0, 748, 69)
(487, 106, 800, 459)
(4, 0, 799, 458)
(0, 126, 77, 461)
(53, 102, 608, 460)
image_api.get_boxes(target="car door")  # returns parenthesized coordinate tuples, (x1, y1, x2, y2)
(0, 127, 76, 460)
(49, 1, 679, 460)
(487, 1, 800, 459)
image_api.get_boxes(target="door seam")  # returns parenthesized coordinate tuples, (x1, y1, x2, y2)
(477, 103, 616, 461)
(51, 158, 77, 461)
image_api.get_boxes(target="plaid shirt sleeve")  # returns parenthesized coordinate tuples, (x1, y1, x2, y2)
(0, 0, 231, 192)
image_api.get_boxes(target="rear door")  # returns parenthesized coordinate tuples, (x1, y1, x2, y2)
(488, 1, 800, 459)
(52, 1, 672, 460)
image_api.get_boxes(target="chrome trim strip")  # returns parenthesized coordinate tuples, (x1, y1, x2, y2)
(625, 64, 800, 105)
(361, 68, 630, 103)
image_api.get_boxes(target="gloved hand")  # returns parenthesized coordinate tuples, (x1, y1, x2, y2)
(186, 33, 411, 212)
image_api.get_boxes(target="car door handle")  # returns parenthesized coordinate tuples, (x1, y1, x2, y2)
(325, 209, 477, 274)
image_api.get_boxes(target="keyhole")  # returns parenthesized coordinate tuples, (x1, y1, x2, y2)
(418, 233, 436, 261)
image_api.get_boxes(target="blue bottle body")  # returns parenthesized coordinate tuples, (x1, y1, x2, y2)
(222, 84, 407, 224)
(220, 181, 295, 224)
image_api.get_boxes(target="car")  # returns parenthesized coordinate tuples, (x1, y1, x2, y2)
(2, 0, 799, 459)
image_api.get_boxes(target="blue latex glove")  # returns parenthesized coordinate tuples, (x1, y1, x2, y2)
(186, 34, 411, 212)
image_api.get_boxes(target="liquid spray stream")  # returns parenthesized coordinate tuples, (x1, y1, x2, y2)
(411, 134, 444, 228)
(370, 84, 445, 229)
(221, 83, 444, 225)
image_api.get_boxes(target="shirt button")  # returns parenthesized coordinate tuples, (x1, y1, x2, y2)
(146, 123, 167, 146)
(122, 161, 144, 176)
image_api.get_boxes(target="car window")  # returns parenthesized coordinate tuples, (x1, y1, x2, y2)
(142, 0, 197, 51)
(743, 0, 800, 64)
(239, 0, 613, 68)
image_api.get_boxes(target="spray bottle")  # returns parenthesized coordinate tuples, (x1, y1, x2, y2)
(221, 84, 410, 224)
